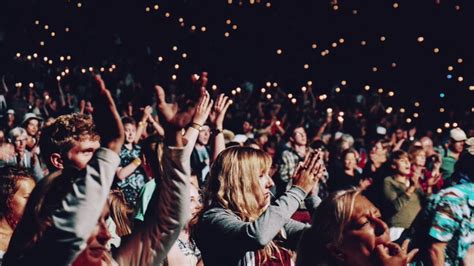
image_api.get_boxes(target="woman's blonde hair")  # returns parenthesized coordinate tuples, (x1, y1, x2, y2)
(108, 190, 133, 237)
(296, 188, 361, 266)
(201, 146, 290, 262)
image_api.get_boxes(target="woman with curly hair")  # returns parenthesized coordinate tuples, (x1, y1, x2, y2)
(0, 166, 36, 261)
(194, 146, 324, 265)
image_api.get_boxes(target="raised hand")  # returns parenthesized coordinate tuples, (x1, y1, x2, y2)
(209, 93, 231, 129)
(292, 150, 325, 193)
(192, 90, 213, 126)
(92, 75, 124, 153)
(374, 239, 419, 266)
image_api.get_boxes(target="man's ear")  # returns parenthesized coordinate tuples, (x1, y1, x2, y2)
(327, 243, 346, 262)
(50, 153, 64, 170)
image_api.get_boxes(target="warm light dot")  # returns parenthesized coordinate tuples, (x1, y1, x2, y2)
(81, 69, 86, 73)
(380, 36, 386, 42)
(393, 3, 399, 8)
(224, 32, 230, 37)
(311, 43, 317, 49)
(231, 90, 236, 95)
(29, 82, 34, 88)
(276, 49, 282, 55)
(448, 66, 453, 71)
(261, 88, 266, 93)
(388, 91, 395, 97)
(154, 4, 159, 10)
(338, 116, 344, 123)
(211, 85, 217, 90)
(174, 64, 180, 69)
(33, 53, 38, 58)
(266, 94, 272, 99)
(378, 88, 384, 93)
(352, 9, 358, 15)
(414, 102, 420, 107)
(303, 64, 309, 69)
(452, 122, 458, 127)
(66, 55, 71, 60)
(111, 64, 116, 69)
(266, 82, 271, 87)
(60, 56, 65, 61)
(44, 25, 49, 30)
(88, 67, 93, 72)
(77, 2, 82, 8)
(172, 46, 178, 51)
(236, 87, 241, 93)
(339, 38, 345, 44)
(386, 107, 393, 114)
(182, 53, 187, 59)
(319, 94, 328, 100)
(226, 19, 232, 25)
(339, 111, 345, 116)
(16, 52, 21, 57)
(341, 80, 347, 86)
(56, 76, 61, 81)
(439, 108, 445, 113)
(417, 36, 424, 42)
(165, 12, 170, 17)
(109, 68, 113, 72)
(232, 25, 238, 30)
(372, 67, 378, 72)
(457, 58, 463, 64)
(178, 18, 184, 23)
(444, 122, 450, 128)
(455, 5, 461, 11)
(61, 72, 65, 76)
(43, 56, 48, 62)
(458, 76, 464, 82)
(35, 20, 39, 25)
(364, 85, 370, 91)
(434, 48, 440, 53)
(158, 56, 163, 62)
(333, 5, 339, 11)
(40, 41, 45, 46)
(392, 62, 397, 68)
(335, 87, 341, 93)
(201, 26, 207, 32)
(48, 60, 53, 65)
(191, 25, 197, 31)
(65, 27, 69, 32)
(361, 40, 367, 46)
(145, 7, 150, 12)
(273, 82, 278, 87)
(307, 81, 313, 86)
(413, 113, 419, 118)
(331, 42, 337, 48)
(406, 118, 412, 123)
(301, 86, 307, 92)
(291, 98, 297, 104)
(436, 128, 442, 134)
(65, 69, 69, 74)
(469, 86, 474, 91)
(171, 74, 177, 80)
(288, 93, 293, 99)
(327, 108, 333, 113)
(27, 55, 32, 60)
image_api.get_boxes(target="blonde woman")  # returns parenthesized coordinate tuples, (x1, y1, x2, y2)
(194, 147, 324, 265)
(296, 189, 419, 266)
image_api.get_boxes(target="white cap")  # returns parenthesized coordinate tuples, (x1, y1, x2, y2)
(232, 134, 248, 143)
(376, 126, 387, 135)
(450, 127, 467, 142)
(465, 137, 474, 155)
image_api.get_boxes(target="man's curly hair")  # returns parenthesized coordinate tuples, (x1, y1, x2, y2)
(39, 113, 100, 171)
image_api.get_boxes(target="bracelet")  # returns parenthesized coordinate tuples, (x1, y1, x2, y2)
(132, 158, 142, 166)
(213, 128, 223, 135)
(190, 122, 202, 131)
(138, 121, 147, 127)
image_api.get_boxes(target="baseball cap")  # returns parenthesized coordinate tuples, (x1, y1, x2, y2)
(450, 127, 467, 142)
(22, 113, 43, 125)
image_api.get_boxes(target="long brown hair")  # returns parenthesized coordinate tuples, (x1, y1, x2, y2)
(108, 190, 133, 237)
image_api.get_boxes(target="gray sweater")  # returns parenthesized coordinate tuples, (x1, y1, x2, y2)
(195, 186, 320, 266)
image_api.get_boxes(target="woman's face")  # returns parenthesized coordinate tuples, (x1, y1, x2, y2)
(337, 195, 390, 266)
(343, 152, 357, 171)
(414, 152, 426, 167)
(197, 125, 210, 146)
(190, 185, 202, 217)
(73, 204, 111, 266)
(393, 157, 411, 176)
(9, 178, 36, 225)
(124, 123, 137, 144)
(258, 171, 274, 206)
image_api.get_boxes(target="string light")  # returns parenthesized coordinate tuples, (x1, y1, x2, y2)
(291, 98, 297, 104)
(433, 48, 440, 54)
(182, 53, 187, 58)
(458, 76, 464, 82)
(452, 122, 458, 127)
(154, 4, 159, 10)
(261, 88, 266, 93)
(444, 122, 450, 128)
(341, 80, 347, 85)
(400, 108, 406, 113)
(417, 36, 424, 42)
(448, 66, 453, 71)
(276, 49, 282, 55)
(307, 81, 313, 86)
(386, 107, 393, 114)
(436, 128, 442, 134)
(364, 85, 370, 91)
(288, 93, 293, 99)
(311, 43, 317, 49)
(458, 58, 463, 64)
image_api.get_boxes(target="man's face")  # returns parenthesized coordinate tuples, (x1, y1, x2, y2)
(14, 134, 28, 153)
(25, 119, 40, 136)
(292, 127, 307, 146)
(65, 138, 101, 170)
(197, 125, 210, 146)
(450, 140, 465, 153)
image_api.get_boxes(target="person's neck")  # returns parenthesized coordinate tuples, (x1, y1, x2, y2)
(394, 174, 408, 183)
(0, 217, 13, 234)
(293, 144, 306, 155)
(195, 143, 205, 148)
(344, 168, 354, 176)
(124, 143, 133, 150)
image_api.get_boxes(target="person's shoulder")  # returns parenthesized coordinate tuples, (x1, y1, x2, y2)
(437, 183, 473, 202)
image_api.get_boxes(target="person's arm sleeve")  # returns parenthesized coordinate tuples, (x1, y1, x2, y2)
(383, 179, 412, 211)
(201, 186, 307, 252)
(116, 145, 190, 266)
(278, 152, 292, 183)
(45, 148, 120, 264)
(428, 198, 461, 243)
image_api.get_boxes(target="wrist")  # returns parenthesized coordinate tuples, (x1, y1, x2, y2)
(132, 157, 142, 166)
(190, 122, 202, 132)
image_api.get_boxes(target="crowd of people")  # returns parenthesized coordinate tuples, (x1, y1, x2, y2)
(0, 71, 472, 266)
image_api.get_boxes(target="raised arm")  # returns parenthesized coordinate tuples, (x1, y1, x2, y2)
(209, 93, 231, 161)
